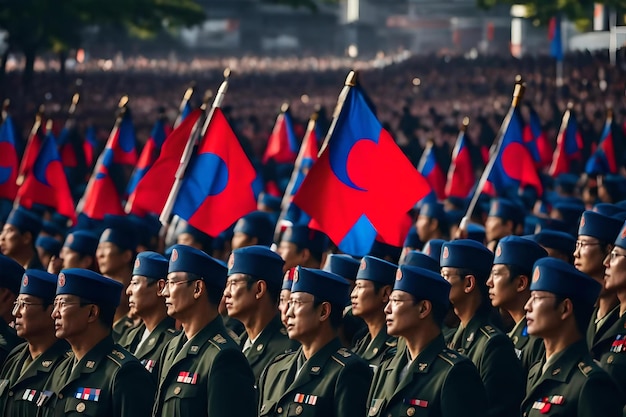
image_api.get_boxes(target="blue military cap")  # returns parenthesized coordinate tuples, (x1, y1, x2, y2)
(440, 239, 494, 278)
(6, 207, 43, 237)
(133, 252, 168, 281)
(20, 269, 57, 301)
(259, 193, 282, 212)
(552, 201, 585, 226)
(127, 214, 160, 248)
(233, 211, 275, 247)
(368, 240, 402, 264)
(422, 239, 446, 262)
(466, 223, 486, 243)
(291, 266, 350, 306)
(614, 222, 626, 249)
(36, 236, 62, 257)
(403, 226, 422, 249)
(0, 254, 25, 294)
(176, 221, 213, 249)
(356, 256, 397, 285)
(555, 173, 578, 194)
(578, 211, 624, 243)
(228, 245, 285, 286)
(531, 258, 600, 305)
(168, 244, 227, 288)
(64, 231, 99, 256)
(494, 236, 547, 271)
(57, 268, 123, 307)
(282, 268, 295, 291)
(281, 226, 328, 254)
(322, 254, 360, 281)
(402, 251, 440, 273)
(600, 175, 626, 202)
(488, 198, 525, 225)
(394, 265, 451, 308)
(523, 230, 576, 256)
(420, 202, 448, 227)
(99, 215, 137, 252)
(42, 220, 65, 238)
(592, 203, 625, 217)
(445, 210, 464, 230)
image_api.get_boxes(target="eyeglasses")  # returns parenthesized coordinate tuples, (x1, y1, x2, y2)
(163, 279, 196, 288)
(52, 299, 82, 310)
(388, 297, 414, 306)
(12, 299, 44, 312)
(287, 299, 314, 310)
(575, 240, 601, 251)
(609, 251, 626, 262)
(225, 277, 251, 291)
(528, 294, 557, 305)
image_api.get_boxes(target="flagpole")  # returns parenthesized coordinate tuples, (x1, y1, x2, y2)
(417, 140, 435, 173)
(458, 76, 525, 234)
(159, 69, 231, 225)
(173, 84, 195, 129)
(75, 96, 129, 215)
(272, 109, 319, 241)
(16, 104, 45, 186)
(1, 99, 9, 123)
(318, 70, 358, 156)
(548, 102, 573, 176)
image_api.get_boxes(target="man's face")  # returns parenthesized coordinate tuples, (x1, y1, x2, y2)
(96, 242, 130, 276)
(51, 295, 91, 341)
(61, 247, 90, 270)
(279, 289, 291, 328)
(441, 267, 467, 306)
(416, 216, 436, 242)
(277, 241, 304, 271)
(524, 291, 561, 338)
(231, 233, 256, 251)
(126, 275, 163, 318)
(350, 279, 386, 318)
(13, 295, 54, 340)
(0, 224, 27, 257)
(573, 236, 607, 280)
(384, 290, 418, 337)
(222, 274, 256, 320)
(604, 248, 626, 293)
(486, 264, 519, 309)
(285, 292, 321, 343)
(160, 271, 197, 320)
(485, 216, 512, 242)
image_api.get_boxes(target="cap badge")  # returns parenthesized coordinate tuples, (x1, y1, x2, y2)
(532, 267, 540, 283)
(66, 234, 74, 244)
(442, 247, 449, 259)
(58, 273, 66, 287)
(359, 259, 367, 270)
(134, 259, 141, 268)
(495, 245, 502, 257)
(101, 229, 111, 241)
(293, 269, 299, 283)
(395, 269, 402, 281)
(22, 275, 29, 287)
(424, 245, 431, 255)
(171, 249, 179, 262)
(621, 226, 626, 240)
(580, 216, 586, 228)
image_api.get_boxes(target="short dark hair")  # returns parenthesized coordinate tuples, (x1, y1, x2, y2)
(505, 264, 531, 283)
(313, 297, 343, 329)
(244, 274, 281, 304)
(187, 272, 222, 306)
(553, 296, 594, 335)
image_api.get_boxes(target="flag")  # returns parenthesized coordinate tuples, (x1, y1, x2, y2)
(487, 110, 543, 197)
(0, 115, 19, 200)
(126, 117, 168, 196)
(446, 128, 475, 199)
(262, 109, 299, 164)
(110, 110, 137, 166)
(17, 118, 45, 185)
(172, 108, 261, 237)
(126, 109, 202, 216)
(84, 125, 97, 168)
(549, 16, 563, 61)
(549, 108, 583, 176)
(585, 113, 618, 175)
(292, 85, 432, 256)
(523, 107, 553, 169)
(17, 131, 76, 222)
(417, 141, 446, 200)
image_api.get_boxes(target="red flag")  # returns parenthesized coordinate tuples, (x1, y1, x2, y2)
(446, 129, 475, 198)
(550, 108, 583, 176)
(417, 141, 446, 200)
(262, 110, 299, 164)
(523, 107, 553, 169)
(0, 115, 19, 200)
(17, 119, 45, 185)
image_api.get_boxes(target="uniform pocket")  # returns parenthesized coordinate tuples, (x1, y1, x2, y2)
(162, 383, 199, 416)
(287, 402, 317, 417)
(64, 397, 99, 416)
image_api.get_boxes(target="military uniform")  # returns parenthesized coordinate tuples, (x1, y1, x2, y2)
(121, 316, 179, 377)
(0, 339, 69, 416)
(352, 327, 397, 370)
(0, 320, 24, 367)
(258, 338, 372, 417)
(367, 334, 486, 417)
(239, 314, 298, 383)
(112, 315, 140, 344)
(448, 311, 524, 417)
(598, 313, 626, 399)
(522, 339, 622, 417)
(508, 317, 544, 378)
(587, 305, 620, 361)
(153, 315, 256, 417)
(37, 336, 155, 417)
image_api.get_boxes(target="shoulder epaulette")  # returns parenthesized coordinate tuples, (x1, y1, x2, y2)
(270, 350, 297, 365)
(577, 361, 594, 378)
(107, 348, 130, 367)
(331, 347, 356, 367)
(385, 339, 398, 347)
(167, 328, 177, 334)
(438, 348, 461, 366)
(479, 325, 498, 339)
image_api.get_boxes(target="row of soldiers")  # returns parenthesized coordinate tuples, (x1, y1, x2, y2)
(0, 191, 625, 416)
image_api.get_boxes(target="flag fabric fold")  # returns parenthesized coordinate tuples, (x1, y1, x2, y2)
(585, 114, 618, 175)
(127, 117, 168, 196)
(549, 16, 563, 61)
(262, 109, 299, 165)
(446, 128, 475, 199)
(549, 108, 583, 176)
(418, 141, 446, 201)
(0, 115, 19, 201)
(523, 107, 553, 169)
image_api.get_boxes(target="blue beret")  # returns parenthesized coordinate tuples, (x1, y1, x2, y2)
(356, 256, 397, 285)
(282, 268, 295, 291)
(600, 175, 626, 201)
(168, 244, 227, 289)
(99, 215, 137, 252)
(56, 269, 123, 307)
(420, 202, 447, 227)
(0, 254, 25, 294)
(422, 239, 446, 262)
(233, 211, 275, 246)
(291, 266, 350, 306)
(20, 269, 57, 301)
(552, 202, 585, 226)
(494, 236, 547, 271)
(42, 220, 65, 238)
(488, 198, 524, 224)
(403, 226, 422, 249)
(578, 211, 624, 243)
(127, 214, 160, 248)
(402, 251, 440, 272)
(133, 252, 168, 281)
(523, 230, 576, 255)
(537, 216, 571, 234)
(368, 240, 402, 264)
(394, 265, 451, 308)
(616, 200, 626, 210)
(64, 231, 99, 256)
(466, 223, 486, 243)
(322, 254, 360, 281)
(281, 226, 328, 254)
(440, 239, 494, 278)
(6, 208, 42, 237)
(259, 193, 282, 212)
(445, 210, 464, 229)
(36, 236, 62, 257)
(530, 258, 600, 305)
(592, 203, 625, 217)
(228, 245, 285, 286)
(555, 173, 578, 193)
(176, 220, 213, 249)
(613, 221, 626, 249)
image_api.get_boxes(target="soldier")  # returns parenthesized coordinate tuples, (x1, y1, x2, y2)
(279, 269, 295, 328)
(367, 265, 486, 417)
(175, 221, 213, 254)
(524, 230, 575, 264)
(422, 239, 445, 263)
(223, 245, 298, 383)
(0, 208, 44, 270)
(522, 258, 622, 417)
(487, 236, 547, 378)
(484, 198, 524, 251)
(351, 256, 397, 368)
(38, 268, 155, 417)
(0, 255, 25, 366)
(402, 250, 440, 272)
(231, 211, 275, 250)
(121, 252, 178, 378)
(277, 225, 328, 271)
(258, 266, 372, 417)
(415, 202, 449, 242)
(153, 244, 256, 417)
(0, 270, 69, 416)
(441, 239, 524, 417)
(35, 236, 61, 271)
(59, 230, 99, 271)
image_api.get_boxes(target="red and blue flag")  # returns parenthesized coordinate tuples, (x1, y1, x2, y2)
(549, 16, 563, 61)
(127, 117, 168, 196)
(262, 109, 299, 165)
(549, 108, 583, 176)
(585, 113, 618, 175)
(523, 106, 553, 169)
(0, 115, 19, 200)
(18, 119, 45, 186)
(84, 126, 97, 169)
(446, 128, 475, 199)
(418, 141, 446, 201)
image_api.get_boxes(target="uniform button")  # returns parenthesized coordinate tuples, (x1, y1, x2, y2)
(174, 386, 181, 395)
(295, 405, 303, 415)
(277, 406, 283, 413)
(8, 391, 12, 397)
(58, 394, 63, 399)
(608, 355, 614, 364)
(76, 402, 86, 412)
(407, 407, 415, 416)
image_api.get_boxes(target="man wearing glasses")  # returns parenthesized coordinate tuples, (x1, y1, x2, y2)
(38, 268, 155, 417)
(522, 258, 622, 416)
(153, 244, 256, 417)
(0, 270, 68, 417)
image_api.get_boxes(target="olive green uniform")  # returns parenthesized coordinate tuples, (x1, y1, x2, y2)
(448, 312, 524, 417)
(598, 314, 626, 406)
(587, 305, 620, 360)
(367, 334, 486, 417)
(508, 317, 544, 379)
(0, 339, 69, 417)
(352, 327, 397, 370)
(238, 315, 299, 384)
(121, 316, 179, 378)
(37, 336, 155, 417)
(522, 339, 622, 417)
(0, 320, 24, 368)
(153, 315, 256, 417)
(258, 338, 372, 417)
(112, 315, 140, 345)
